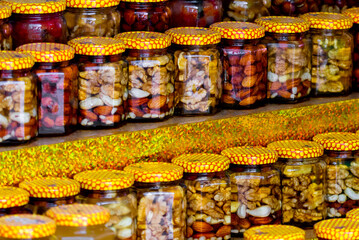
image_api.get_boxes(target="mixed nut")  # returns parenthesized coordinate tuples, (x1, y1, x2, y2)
(224, 0, 270, 22)
(270, 0, 321, 16)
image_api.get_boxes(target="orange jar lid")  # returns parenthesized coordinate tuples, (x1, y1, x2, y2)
(244, 225, 305, 240)
(124, 162, 183, 183)
(255, 16, 310, 33)
(301, 12, 353, 30)
(315, 219, 359, 240)
(0, 214, 56, 239)
(267, 140, 324, 159)
(68, 37, 125, 56)
(74, 170, 134, 191)
(0, 187, 29, 209)
(313, 132, 359, 151)
(16, 43, 75, 63)
(67, 0, 120, 8)
(343, 8, 359, 24)
(0, 3, 11, 19)
(210, 22, 265, 40)
(172, 153, 230, 173)
(115, 31, 171, 50)
(3, 0, 66, 14)
(165, 27, 221, 46)
(19, 178, 80, 198)
(0, 51, 35, 70)
(221, 146, 277, 165)
(45, 204, 110, 227)
(346, 208, 359, 220)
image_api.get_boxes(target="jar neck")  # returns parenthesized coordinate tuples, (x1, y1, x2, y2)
(29, 196, 75, 204)
(325, 150, 359, 158)
(278, 157, 321, 164)
(35, 61, 71, 70)
(310, 28, 346, 36)
(134, 179, 181, 188)
(121, 1, 166, 8)
(57, 224, 107, 231)
(265, 32, 306, 41)
(183, 171, 226, 180)
(0, 68, 32, 78)
(221, 38, 260, 46)
(172, 43, 217, 51)
(80, 188, 130, 199)
(67, 6, 116, 13)
(0, 205, 28, 217)
(126, 48, 167, 58)
(76, 54, 121, 64)
(12, 12, 64, 20)
(230, 163, 274, 172)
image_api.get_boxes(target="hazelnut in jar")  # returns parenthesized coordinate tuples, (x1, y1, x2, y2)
(314, 218, 359, 240)
(0, 4, 12, 50)
(172, 153, 231, 240)
(223, 0, 270, 22)
(244, 225, 305, 240)
(74, 170, 137, 240)
(0, 187, 30, 217)
(210, 22, 267, 109)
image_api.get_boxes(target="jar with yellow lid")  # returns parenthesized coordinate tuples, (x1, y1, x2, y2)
(0, 214, 56, 240)
(270, 0, 321, 17)
(313, 132, 359, 218)
(16, 43, 78, 136)
(68, 37, 127, 128)
(223, 0, 270, 22)
(256, 16, 312, 103)
(166, 27, 222, 115)
(64, 0, 121, 41)
(115, 32, 175, 120)
(210, 22, 267, 109)
(0, 51, 38, 145)
(124, 162, 186, 240)
(0, 4, 12, 50)
(346, 208, 359, 220)
(172, 153, 231, 240)
(301, 12, 353, 97)
(74, 170, 136, 240)
(0, 187, 30, 217)
(45, 204, 115, 240)
(3, 0, 67, 49)
(267, 140, 326, 227)
(19, 178, 80, 215)
(221, 147, 281, 236)
(314, 218, 359, 240)
(243, 225, 306, 240)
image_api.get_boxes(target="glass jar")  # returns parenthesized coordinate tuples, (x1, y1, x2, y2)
(5, 0, 67, 49)
(313, 132, 359, 218)
(120, 1, 171, 32)
(172, 153, 231, 240)
(0, 187, 30, 217)
(19, 178, 80, 215)
(270, 0, 321, 16)
(0, 4, 12, 50)
(0, 51, 37, 145)
(169, 0, 222, 28)
(223, 0, 270, 22)
(267, 140, 326, 228)
(116, 32, 175, 121)
(321, 0, 352, 13)
(16, 43, 78, 136)
(64, 0, 121, 41)
(256, 16, 312, 103)
(166, 27, 222, 115)
(314, 218, 359, 240)
(46, 204, 115, 240)
(221, 147, 281, 237)
(302, 12, 353, 97)
(211, 22, 267, 109)
(68, 37, 127, 128)
(244, 225, 305, 240)
(124, 162, 186, 240)
(74, 170, 137, 240)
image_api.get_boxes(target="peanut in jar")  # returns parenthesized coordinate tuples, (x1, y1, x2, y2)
(314, 218, 359, 240)
(0, 4, 12, 50)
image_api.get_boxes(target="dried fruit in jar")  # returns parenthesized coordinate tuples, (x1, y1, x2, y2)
(270, 0, 321, 17)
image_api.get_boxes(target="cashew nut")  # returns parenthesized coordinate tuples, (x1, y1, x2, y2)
(0, 114, 8, 128)
(79, 97, 103, 110)
(9, 112, 30, 124)
(345, 188, 359, 200)
(338, 194, 347, 203)
(237, 203, 246, 219)
(327, 194, 339, 202)
(129, 88, 150, 98)
(246, 205, 271, 218)
(99, 93, 122, 107)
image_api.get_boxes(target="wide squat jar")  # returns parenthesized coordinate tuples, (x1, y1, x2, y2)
(68, 37, 127, 128)
(17, 43, 78, 136)
(210, 22, 267, 109)
(172, 153, 231, 240)
(116, 32, 175, 120)
(0, 51, 37, 144)
(166, 27, 222, 115)
(4, 0, 67, 49)
(0, 187, 30, 217)
(46, 204, 116, 240)
(313, 132, 359, 218)
(74, 170, 137, 240)
(124, 162, 186, 240)
(221, 147, 281, 237)
(0, 4, 12, 50)
(256, 16, 312, 103)
(314, 218, 359, 240)
(270, 0, 321, 17)
(223, 0, 270, 22)
(267, 140, 326, 227)
(64, 0, 121, 41)
(244, 225, 305, 240)
(302, 12, 353, 96)
(19, 178, 80, 215)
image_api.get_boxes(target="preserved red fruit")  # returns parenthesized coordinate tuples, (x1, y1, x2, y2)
(271, 0, 321, 16)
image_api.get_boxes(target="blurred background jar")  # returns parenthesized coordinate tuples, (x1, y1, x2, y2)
(74, 170, 137, 240)
(256, 16, 312, 103)
(68, 37, 127, 129)
(211, 22, 267, 109)
(65, 0, 121, 41)
(270, 0, 321, 17)
(166, 27, 222, 116)
(302, 12, 353, 97)
(0, 4, 12, 50)
(313, 132, 359, 218)
(321, 0, 357, 13)
(0, 51, 37, 145)
(4, 0, 67, 49)
(223, 0, 270, 22)
(244, 225, 306, 240)
(0, 187, 30, 217)
(314, 218, 359, 240)
(17, 43, 78, 136)
(116, 32, 175, 121)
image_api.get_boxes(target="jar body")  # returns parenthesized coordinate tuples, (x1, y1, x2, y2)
(26, 196, 76, 215)
(11, 12, 67, 49)
(173, 44, 222, 115)
(77, 55, 127, 128)
(0, 18, 12, 50)
(0, 69, 38, 144)
(64, 7, 121, 41)
(311, 29, 353, 96)
(224, 0, 270, 22)
(221, 39, 267, 109)
(230, 164, 281, 236)
(270, 0, 321, 16)
(120, 2, 171, 32)
(126, 49, 175, 121)
(263, 33, 312, 103)
(352, 23, 359, 91)
(55, 225, 115, 240)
